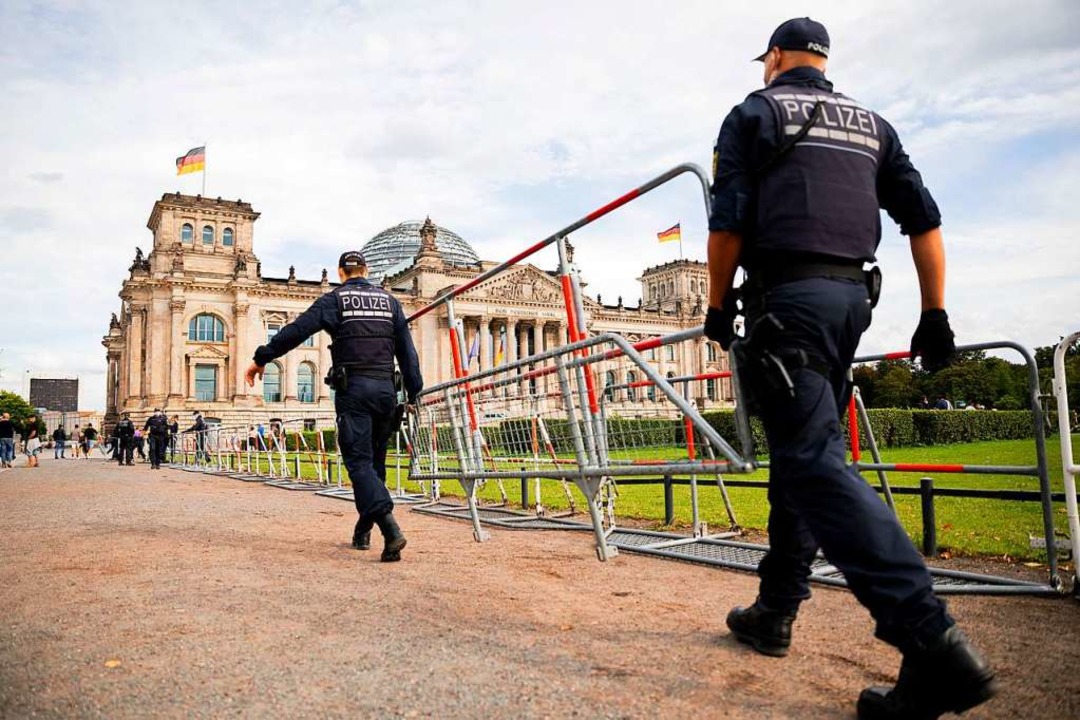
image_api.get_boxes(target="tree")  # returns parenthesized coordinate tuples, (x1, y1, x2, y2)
(0, 391, 45, 436)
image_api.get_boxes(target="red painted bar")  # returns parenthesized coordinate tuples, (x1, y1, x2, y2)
(848, 394, 861, 462)
(584, 187, 641, 223)
(884, 351, 911, 360)
(684, 415, 696, 460)
(892, 463, 967, 473)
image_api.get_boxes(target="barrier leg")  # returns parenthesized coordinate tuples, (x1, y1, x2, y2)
(854, 386, 896, 512)
(1052, 331, 1080, 593)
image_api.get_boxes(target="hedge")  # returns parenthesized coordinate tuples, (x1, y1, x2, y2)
(283, 429, 337, 451)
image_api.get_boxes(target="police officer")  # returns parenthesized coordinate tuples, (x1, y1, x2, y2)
(116, 412, 135, 466)
(704, 18, 995, 719)
(245, 251, 423, 562)
(143, 408, 169, 470)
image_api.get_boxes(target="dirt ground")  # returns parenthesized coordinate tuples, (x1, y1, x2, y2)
(1, 457, 1078, 719)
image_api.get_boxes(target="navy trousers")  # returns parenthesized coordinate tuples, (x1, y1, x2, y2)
(335, 375, 397, 519)
(745, 277, 952, 651)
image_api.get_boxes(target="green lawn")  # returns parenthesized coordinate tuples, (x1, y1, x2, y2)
(205, 436, 1080, 562)
(422, 436, 1080, 563)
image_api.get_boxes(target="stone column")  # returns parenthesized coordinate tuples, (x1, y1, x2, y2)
(319, 331, 332, 401)
(479, 316, 491, 371)
(127, 303, 146, 405)
(507, 320, 518, 363)
(531, 322, 543, 360)
(169, 300, 186, 404)
(232, 303, 250, 403)
(106, 354, 119, 415)
(284, 321, 299, 401)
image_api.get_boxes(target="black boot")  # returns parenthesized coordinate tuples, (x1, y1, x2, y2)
(351, 516, 373, 550)
(857, 626, 998, 720)
(374, 513, 407, 562)
(726, 601, 796, 657)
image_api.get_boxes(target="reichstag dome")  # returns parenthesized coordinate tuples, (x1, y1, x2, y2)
(362, 219, 481, 282)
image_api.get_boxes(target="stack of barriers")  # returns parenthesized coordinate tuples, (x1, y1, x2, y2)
(403, 162, 1075, 597)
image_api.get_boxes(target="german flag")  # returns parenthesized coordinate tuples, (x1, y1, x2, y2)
(657, 223, 681, 243)
(176, 146, 205, 176)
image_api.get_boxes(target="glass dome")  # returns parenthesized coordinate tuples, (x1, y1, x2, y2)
(361, 219, 480, 282)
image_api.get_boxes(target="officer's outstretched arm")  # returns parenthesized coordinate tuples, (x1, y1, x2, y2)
(909, 227, 945, 312)
(908, 227, 955, 372)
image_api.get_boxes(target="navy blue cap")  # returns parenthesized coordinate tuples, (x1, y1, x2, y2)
(753, 17, 830, 62)
(338, 251, 366, 268)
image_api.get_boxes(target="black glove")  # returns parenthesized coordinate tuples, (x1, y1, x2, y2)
(704, 305, 737, 350)
(910, 309, 956, 373)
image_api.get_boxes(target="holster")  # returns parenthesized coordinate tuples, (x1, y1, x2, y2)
(864, 266, 882, 308)
(732, 313, 830, 415)
(324, 366, 348, 393)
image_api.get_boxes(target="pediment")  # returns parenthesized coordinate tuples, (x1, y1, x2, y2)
(186, 344, 230, 360)
(460, 265, 563, 304)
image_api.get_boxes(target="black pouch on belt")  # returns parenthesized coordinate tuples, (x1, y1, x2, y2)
(864, 266, 883, 308)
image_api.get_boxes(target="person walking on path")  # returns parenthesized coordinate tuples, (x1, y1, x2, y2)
(52, 426, 66, 459)
(133, 429, 146, 462)
(83, 423, 98, 457)
(186, 411, 208, 464)
(115, 414, 135, 466)
(0, 413, 15, 469)
(703, 17, 993, 719)
(246, 250, 423, 562)
(22, 415, 40, 468)
(143, 409, 169, 470)
(168, 415, 180, 463)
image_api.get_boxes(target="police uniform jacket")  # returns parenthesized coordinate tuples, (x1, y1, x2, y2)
(253, 277, 423, 402)
(709, 66, 941, 270)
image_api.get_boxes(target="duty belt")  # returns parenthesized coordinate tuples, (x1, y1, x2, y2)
(746, 261, 866, 292)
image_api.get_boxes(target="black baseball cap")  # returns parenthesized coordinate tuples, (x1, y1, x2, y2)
(338, 251, 366, 269)
(753, 17, 830, 62)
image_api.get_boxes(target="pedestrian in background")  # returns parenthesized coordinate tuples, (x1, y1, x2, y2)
(83, 423, 98, 456)
(22, 414, 40, 468)
(134, 429, 146, 462)
(115, 413, 135, 466)
(143, 409, 168, 470)
(168, 415, 180, 462)
(186, 411, 208, 463)
(52, 426, 66, 459)
(0, 413, 15, 468)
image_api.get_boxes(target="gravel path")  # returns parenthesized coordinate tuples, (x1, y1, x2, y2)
(1, 457, 1078, 719)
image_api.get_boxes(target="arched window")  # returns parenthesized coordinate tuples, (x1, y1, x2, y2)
(626, 371, 637, 402)
(603, 370, 617, 401)
(188, 314, 225, 343)
(181, 223, 193, 243)
(202, 225, 214, 245)
(297, 362, 315, 403)
(263, 362, 282, 403)
(707, 343, 718, 362)
(222, 227, 234, 246)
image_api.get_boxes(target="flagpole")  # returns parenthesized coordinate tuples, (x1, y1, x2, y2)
(201, 142, 207, 196)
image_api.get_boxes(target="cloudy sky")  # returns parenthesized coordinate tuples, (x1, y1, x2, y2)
(2, 0, 1078, 409)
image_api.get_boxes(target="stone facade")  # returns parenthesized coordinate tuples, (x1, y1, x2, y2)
(103, 194, 731, 429)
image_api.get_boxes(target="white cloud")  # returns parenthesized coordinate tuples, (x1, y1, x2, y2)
(1, 0, 1077, 408)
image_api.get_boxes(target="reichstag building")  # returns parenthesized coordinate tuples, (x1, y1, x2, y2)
(102, 193, 731, 428)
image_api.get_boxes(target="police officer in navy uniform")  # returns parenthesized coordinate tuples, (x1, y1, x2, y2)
(245, 251, 423, 562)
(116, 412, 135, 466)
(704, 18, 996, 719)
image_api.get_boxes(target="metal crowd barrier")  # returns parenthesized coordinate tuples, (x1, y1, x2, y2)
(849, 341, 1064, 592)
